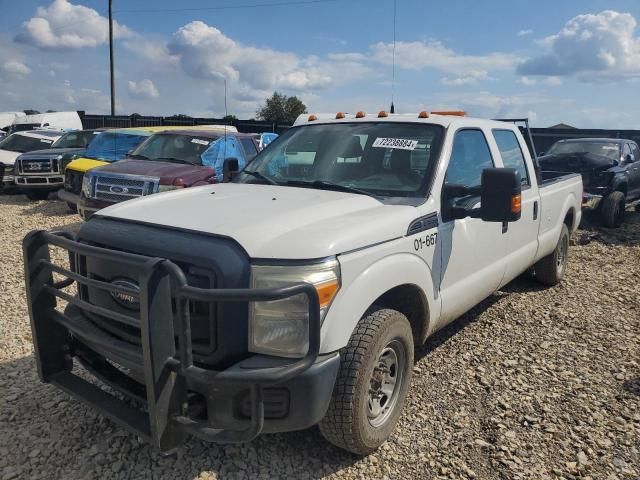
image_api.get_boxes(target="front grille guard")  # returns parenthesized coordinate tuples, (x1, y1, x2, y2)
(23, 230, 321, 452)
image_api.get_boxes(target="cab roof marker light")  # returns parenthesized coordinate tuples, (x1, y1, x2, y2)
(418, 111, 429, 118)
(378, 111, 388, 118)
(355, 111, 366, 118)
(308, 114, 318, 121)
(431, 110, 466, 117)
(335, 112, 345, 119)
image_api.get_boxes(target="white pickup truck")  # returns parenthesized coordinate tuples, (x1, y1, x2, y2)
(24, 112, 582, 455)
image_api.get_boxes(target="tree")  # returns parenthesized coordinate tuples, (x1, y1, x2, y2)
(223, 114, 237, 122)
(256, 92, 307, 124)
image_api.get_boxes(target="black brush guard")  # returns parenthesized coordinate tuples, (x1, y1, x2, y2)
(23, 230, 321, 452)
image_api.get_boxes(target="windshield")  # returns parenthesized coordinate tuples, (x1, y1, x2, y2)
(0, 133, 55, 153)
(236, 122, 444, 198)
(548, 141, 621, 160)
(131, 133, 217, 164)
(52, 130, 95, 149)
(84, 132, 149, 161)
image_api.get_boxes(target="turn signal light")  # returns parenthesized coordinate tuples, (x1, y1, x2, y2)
(418, 111, 429, 118)
(335, 112, 345, 119)
(511, 194, 522, 214)
(378, 110, 388, 118)
(316, 280, 340, 309)
(308, 114, 318, 121)
(431, 110, 466, 116)
(355, 111, 366, 118)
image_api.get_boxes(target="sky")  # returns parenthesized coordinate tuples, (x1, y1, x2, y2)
(1, 0, 640, 128)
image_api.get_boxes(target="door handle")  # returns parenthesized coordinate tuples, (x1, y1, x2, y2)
(502, 221, 508, 234)
(533, 201, 538, 220)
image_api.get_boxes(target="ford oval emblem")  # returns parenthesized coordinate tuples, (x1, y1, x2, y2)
(109, 278, 140, 310)
(110, 185, 128, 194)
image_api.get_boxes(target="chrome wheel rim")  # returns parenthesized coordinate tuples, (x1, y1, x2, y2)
(367, 340, 405, 428)
(556, 234, 568, 273)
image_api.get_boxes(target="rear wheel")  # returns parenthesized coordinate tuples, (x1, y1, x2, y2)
(319, 308, 413, 455)
(25, 190, 50, 201)
(534, 224, 569, 286)
(601, 191, 625, 228)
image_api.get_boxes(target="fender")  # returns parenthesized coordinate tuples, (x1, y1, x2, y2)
(538, 192, 579, 258)
(320, 250, 440, 353)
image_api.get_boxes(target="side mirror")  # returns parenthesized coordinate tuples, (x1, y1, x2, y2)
(479, 168, 522, 222)
(624, 154, 635, 164)
(222, 157, 239, 182)
(539, 151, 545, 156)
(442, 168, 521, 223)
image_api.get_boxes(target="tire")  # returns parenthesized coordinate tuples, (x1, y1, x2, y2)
(319, 308, 414, 455)
(601, 191, 625, 228)
(66, 202, 77, 213)
(534, 224, 569, 286)
(25, 190, 50, 201)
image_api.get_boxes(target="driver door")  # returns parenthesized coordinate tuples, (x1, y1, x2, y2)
(437, 129, 508, 325)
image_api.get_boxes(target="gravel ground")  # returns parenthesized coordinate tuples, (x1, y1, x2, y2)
(1, 194, 639, 480)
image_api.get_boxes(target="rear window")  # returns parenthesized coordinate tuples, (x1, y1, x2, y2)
(492, 129, 530, 187)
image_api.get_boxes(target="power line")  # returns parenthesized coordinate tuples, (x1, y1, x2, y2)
(114, 0, 343, 14)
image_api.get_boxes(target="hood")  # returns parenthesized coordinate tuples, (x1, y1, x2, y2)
(93, 159, 215, 185)
(0, 149, 20, 165)
(96, 183, 417, 259)
(66, 157, 110, 173)
(18, 147, 84, 159)
(538, 152, 616, 174)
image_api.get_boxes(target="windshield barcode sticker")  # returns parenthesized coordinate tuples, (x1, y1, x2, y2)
(372, 138, 418, 150)
(191, 138, 209, 145)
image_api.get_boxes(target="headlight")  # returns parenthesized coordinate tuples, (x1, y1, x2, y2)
(248, 259, 340, 358)
(81, 175, 90, 196)
(157, 184, 184, 193)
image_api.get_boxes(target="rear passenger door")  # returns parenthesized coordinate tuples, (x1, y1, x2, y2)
(491, 129, 539, 284)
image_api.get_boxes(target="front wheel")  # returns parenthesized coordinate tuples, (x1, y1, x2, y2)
(319, 308, 413, 455)
(601, 191, 625, 228)
(26, 190, 50, 201)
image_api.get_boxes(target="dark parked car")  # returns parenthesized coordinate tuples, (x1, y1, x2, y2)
(538, 138, 640, 227)
(77, 129, 259, 219)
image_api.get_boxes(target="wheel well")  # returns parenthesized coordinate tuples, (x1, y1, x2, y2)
(564, 208, 575, 231)
(372, 284, 429, 344)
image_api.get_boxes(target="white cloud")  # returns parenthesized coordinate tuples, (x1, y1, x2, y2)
(15, 0, 133, 49)
(2, 60, 31, 76)
(518, 76, 537, 86)
(370, 40, 518, 79)
(434, 91, 549, 120)
(128, 79, 159, 99)
(518, 10, 640, 81)
(167, 21, 369, 97)
(123, 39, 179, 66)
(518, 29, 533, 36)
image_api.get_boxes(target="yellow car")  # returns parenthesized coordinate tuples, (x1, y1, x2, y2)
(58, 125, 235, 213)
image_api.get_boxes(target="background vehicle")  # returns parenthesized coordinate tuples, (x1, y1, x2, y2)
(78, 129, 259, 219)
(538, 138, 640, 227)
(59, 126, 237, 211)
(13, 129, 105, 200)
(0, 130, 63, 190)
(10, 111, 82, 132)
(0, 111, 24, 132)
(23, 112, 581, 456)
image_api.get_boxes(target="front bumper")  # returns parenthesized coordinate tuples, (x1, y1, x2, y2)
(23, 230, 326, 452)
(78, 195, 111, 220)
(15, 175, 64, 189)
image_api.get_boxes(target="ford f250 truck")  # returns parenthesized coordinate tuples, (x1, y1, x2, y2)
(23, 112, 582, 455)
(77, 129, 259, 220)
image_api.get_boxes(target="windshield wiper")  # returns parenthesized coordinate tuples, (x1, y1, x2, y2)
(243, 169, 280, 185)
(286, 180, 375, 197)
(128, 153, 149, 160)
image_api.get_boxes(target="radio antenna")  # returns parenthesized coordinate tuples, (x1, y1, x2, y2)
(390, 0, 397, 114)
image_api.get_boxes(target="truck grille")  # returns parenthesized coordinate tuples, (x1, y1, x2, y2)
(90, 174, 159, 203)
(18, 157, 58, 175)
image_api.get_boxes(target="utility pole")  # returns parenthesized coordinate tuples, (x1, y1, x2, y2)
(108, 0, 115, 115)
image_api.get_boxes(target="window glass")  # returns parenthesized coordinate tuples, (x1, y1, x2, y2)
(52, 131, 95, 149)
(492, 129, 530, 187)
(547, 141, 620, 160)
(0, 133, 54, 153)
(622, 143, 631, 160)
(240, 138, 258, 160)
(445, 129, 494, 188)
(131, 134, 217, 165)
(629, 143, 639, 161)
(84, 132, 150, 162)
